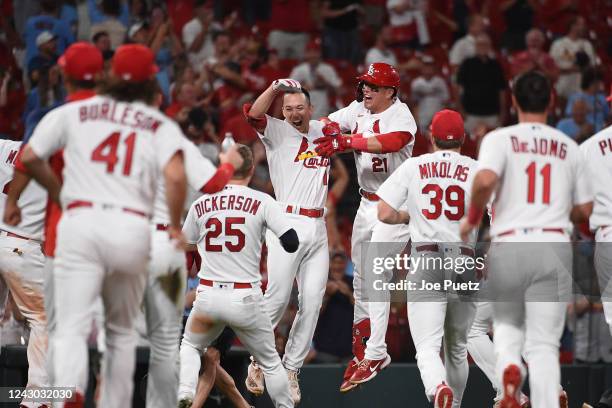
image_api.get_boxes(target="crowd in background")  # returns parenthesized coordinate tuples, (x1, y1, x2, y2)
(0, 0, 611, 372)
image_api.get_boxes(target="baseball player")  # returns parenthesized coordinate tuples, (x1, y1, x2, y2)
(243, 81, 331, 403)
(145, 112, 243, 408)
(0, 139, 47, 408)
(314, 62, 417, 391)
(19, 44, 188, 407)
(178, 144, 298, 408)
(580, 87, 612, 337)
(376, 109, 478, 408)
(460, 71, 593, 408)
(3, 42, 103, 393)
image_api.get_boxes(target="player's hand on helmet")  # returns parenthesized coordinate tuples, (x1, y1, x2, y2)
(272, 78, 301, 92)
(219, 143, 244, 170)
(2, 200, 21, 227)
(314, 134, 351, 157)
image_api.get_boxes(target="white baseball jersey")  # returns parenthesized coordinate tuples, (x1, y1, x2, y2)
(0, 141, 46, 240)
(152, 137, 217, 225)
(28, 95, 183, 214)
(580, 125, 612, 232)
(478, 122, 592, 236)
(259, 116, 329, 208)
(328, 99, 417, 192)
(377, 150, 478, 242)
(183, 184, 292, 283)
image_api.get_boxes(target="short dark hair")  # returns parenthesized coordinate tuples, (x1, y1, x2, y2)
(433, 139, 463, 149)
(581, 67, 603, 90)
(92, 31, 109, 43)
(283, 88, 311, 105)
(99, 77, 158, 105)
(512, 71, 551, 113)
(233, 144, 254, 179)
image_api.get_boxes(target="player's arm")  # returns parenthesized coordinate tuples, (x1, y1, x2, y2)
(460, 169, 498, 242)
(3, 169, 31, 226)
(163, 151, 188, 244)
(193, 143, 243, 194)
(378, 200, 410, 224)
(264, 196, 300, 253)
(20, 145, 61, 204)
(570, 147, 594, 224)
(314, 123, 413, 156)
(376, 161, 411, 224)
(244, 79, 302, 133)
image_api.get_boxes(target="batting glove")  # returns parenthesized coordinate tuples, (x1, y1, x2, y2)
(272, 79, 301, 92)
(314, 135, 351, 157)
(322, 121, 342, 137)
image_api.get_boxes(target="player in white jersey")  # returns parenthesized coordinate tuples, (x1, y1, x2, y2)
(314, 62, 417, 390)
(178, 145, 298, 408)
(580, 88, 612, 337)
(145, 134, 243, 408)
(243, 80, 330, 403)
(0, 140, 48, 407)
(20, 44, 188, 408)
(376, 110, 478, 408)
(460, 71, 593, 408)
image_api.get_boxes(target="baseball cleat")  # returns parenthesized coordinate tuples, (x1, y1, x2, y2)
(519, 393, 530, 408)
(434, 383, 453, 408)
(499, 364, 523, 408)
(559, 390, 568, 408)
(349, 354, 391, 385)
(339, 357, 360, 392)
(286, 368, 301, 404)
(177, 398, 192, 408)
(64, 392, 85, 408)
(245, 358, 265, 396)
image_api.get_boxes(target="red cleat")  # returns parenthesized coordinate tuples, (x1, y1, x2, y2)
(339, 357, 360, 393)
(64, 392, 85, 408)
(500, 364, 523, 408)
(559, 390, 568, 408)
(434, 383, 453, 408)
(349, 354, 391, 385)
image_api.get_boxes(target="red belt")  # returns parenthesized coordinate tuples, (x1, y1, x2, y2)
(156, 224, 169, 231)
(67, 200, 149, 218)
(497, 228, 565, 237)
(359, 189, 380, 201)
(199, 278, 252, 289)
(0, 229, 33, 241)
(286, 205, 324, 218)
(415, 244, 475, 257)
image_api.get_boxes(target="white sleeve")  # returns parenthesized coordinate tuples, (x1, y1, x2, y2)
(329, 101, 358, 132)
(263, 196, 293, 237)
(182, 204, 200, 244)
(387, 0, 402, 9)
(289, 65, 308, 83)
(320, 64, 342, 88)
(183, 138, 217, 191)
(382, 104, 418, 136)
(154, 122, 184, 170)
(28, 109, 67, 159)
(182, 21, 197, 49)
(477, 131, 507, 177)
(549, 40, 565, 66)
(573, 145, 594, 206)
(437, 77, 450, 101)
(449, 40, 463, 66)
(259, 115, 288, 149)
(376, 161, 411, 210)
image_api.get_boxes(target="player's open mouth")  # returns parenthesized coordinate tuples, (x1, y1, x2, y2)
(292, 120, 303, 127)
(364, 96, 373, 102)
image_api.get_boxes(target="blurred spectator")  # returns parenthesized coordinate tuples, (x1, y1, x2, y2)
(183, 0, 221, 71)
(386, 0, 430, 48)
(500, 0, 534, 52)
(23, 65, 65, 137)
(550, 16, 597, 100)
(27, 31, 58, 87)
(565, 68, 610, 134)
(510, 28, 559, 81)
(321, 0, 362, 64)
(556, 99, 594, 142)
(569, 296, 612, 363)
(410, 55, 450, 133)
(219, 108, 258, 145)
(24, 0, 74, 65)
(92, 31, 112, 54)
(59, 0, 79, 39)
(267, 0, 313, 60)
(290, 40, 342, 120)
(365, 26, 398, 67)
(456, 33, 507, 133)
(88, 0, 130, 49)
(313, 252, 354, 363)
(326, 158, 350, 251)
(449, 14, 486, 71)
(165, 81, 200, 119)
(0, 67, 25, 140)
(147, 3, 184, 70)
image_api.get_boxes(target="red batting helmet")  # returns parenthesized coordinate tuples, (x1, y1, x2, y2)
(357, 62, 400, 89)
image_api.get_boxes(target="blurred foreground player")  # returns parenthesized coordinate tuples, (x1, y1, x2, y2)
(178, 145, 298, 408)
(20, 44, 188, 407)
(460, 71, 592, 408)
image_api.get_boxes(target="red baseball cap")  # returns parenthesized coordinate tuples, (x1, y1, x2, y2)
(111, 44, 158, 82)
(430, 109, 465, 141)
(58, 42, 103, 81)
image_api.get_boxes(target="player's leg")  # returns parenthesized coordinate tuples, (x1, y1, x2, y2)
(144, 231, 187, 408)
(42, 257, 56, 385)
(467, 302, 499, 390)
(444, 299, 476, 408)
(595, 228, 612, 335)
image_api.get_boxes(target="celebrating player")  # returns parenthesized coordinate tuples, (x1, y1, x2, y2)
(460, 71, 593, 408)
(376, 109, 478, 408)
(178, 144, 298, 408)
(19, 44, 188, 407)
(243, 80, 331, 403)
(316, 62, 417, 391)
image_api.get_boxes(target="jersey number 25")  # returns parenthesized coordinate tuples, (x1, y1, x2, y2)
(205, 217, 246, 252)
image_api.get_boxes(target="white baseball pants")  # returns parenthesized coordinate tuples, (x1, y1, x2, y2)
(263, 214, 328, 371)
(144, 228, 186, 408)
(595, 226, 612, 336)
(179, 284, 293, 408)
(489, 232, 572, 408)
(51, 209, 150, 408)
(351, 198, 410, 360)
(0, 234, 48, 408)
(467, 301, 501, 397)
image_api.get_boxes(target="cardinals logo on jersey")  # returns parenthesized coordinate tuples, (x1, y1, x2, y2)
(294, 137, 330, 169)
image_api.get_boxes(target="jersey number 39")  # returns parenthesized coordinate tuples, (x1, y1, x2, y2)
(421, 184, 465, 221)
